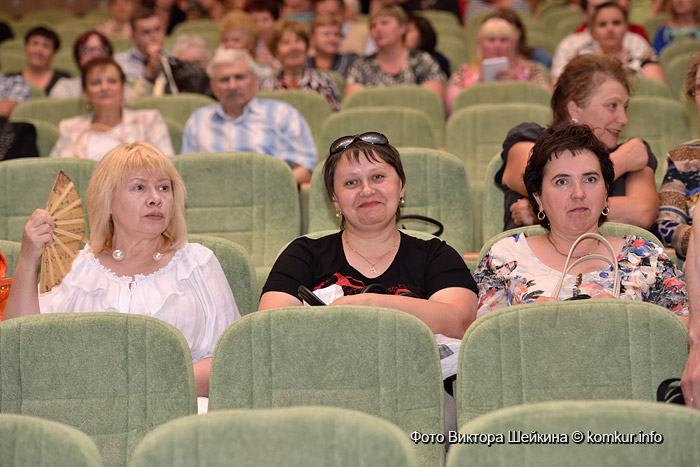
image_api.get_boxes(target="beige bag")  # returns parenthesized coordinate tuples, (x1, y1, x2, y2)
(550, 232, 620, 299)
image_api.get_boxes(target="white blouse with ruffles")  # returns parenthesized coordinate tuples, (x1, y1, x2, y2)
(39, 242, 240, 362)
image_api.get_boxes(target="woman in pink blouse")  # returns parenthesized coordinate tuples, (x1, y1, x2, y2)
(49, 57, 174, 160)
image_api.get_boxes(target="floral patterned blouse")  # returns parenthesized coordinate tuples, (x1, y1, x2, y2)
(474, 233, 687, 318)
(446, 58, 550, 91)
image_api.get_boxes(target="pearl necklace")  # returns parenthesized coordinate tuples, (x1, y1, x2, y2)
(111, 249, 163, 262)
(344, 234, 400, 274)
(546, 233, 600, 260)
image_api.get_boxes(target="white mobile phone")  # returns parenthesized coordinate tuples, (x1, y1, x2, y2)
(481, 57, 509, 82)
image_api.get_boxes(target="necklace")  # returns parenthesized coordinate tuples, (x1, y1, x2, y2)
(344, 233, 400, 274)
(111, 248, 163, 262)
(546, 233, 600, 260)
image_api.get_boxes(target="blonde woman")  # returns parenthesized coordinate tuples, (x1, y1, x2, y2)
(445, 17, 549, 115)
(6, 142, 240, 396)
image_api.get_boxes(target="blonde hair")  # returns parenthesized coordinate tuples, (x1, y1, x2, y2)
(86, 142, 187, 255)
(218, 10, 259, 54)
(369, 4, 408, 25)
(311, 13, 343, 32)
(475, 17, 517, 62)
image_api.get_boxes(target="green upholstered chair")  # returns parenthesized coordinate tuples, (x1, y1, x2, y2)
(0, 158, 97, 242)
(445, 102, 551, 248)
(256, 89, 333, 159)
(0, 312, 197, 467)
(21, 9, 77, 24)
(0, 50, 25, 74)
(476, 222, 664, 265)
(629, 76, 674, 98)
(131, 406, 419, 467)
(447, 400, 700, 467)
(0, 239, 20, 279)
(163, 116, 183, 154)
(455, 300, 688, 426)
(11, 118, 59, 157)
(9, 97, 88, 125)
(320, 107, 438, 161)
(341, 86, 446, 146)
(0, 414, 102, 467)
(664, 52, 694, 100)
(208, 307, 444, 467)
(451, 81, 552, 114)
(436, 35, 471, 73)
(188, 234, 258, 316)
(643, 13, 667, 38)
(164, 30, 219, 55)
(481, 153, 505, 245)
(659, 40, 700, 72)
(171, 19, 218, 36)
(620, 96, 692, 188)
(169, 153, 300, 288)
(127, 93, 216, 127)
(684, 97, 700, 139)
(307, 147, 475, 253)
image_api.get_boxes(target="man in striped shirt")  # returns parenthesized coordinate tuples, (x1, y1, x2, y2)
(182, 48, 317, 185)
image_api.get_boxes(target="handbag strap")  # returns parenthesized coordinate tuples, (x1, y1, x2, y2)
(550, 232, 620, 299)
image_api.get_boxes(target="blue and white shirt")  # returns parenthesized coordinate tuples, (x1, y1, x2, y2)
(181, 97, 317, 172)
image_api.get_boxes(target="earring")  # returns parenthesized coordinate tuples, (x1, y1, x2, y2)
(335, 210, 341, 218)
(400, 197, 405, 205)
(537, 210, 546, 221)
(572, 118, 579, 123)
(602, 206, 610, 216)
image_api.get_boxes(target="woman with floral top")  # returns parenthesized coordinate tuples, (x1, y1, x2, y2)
(475, 123, 688, 322)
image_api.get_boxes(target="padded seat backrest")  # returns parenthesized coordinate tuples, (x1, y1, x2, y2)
(447, 400, 700, 467)
(131, 407, 419, 467)
(452, 81, 551, 113)
(188, 234, 258, 316)
(208, 307, 444, 467)
(0, 414, 102, 467)
(341, 86, 445, 145)
(620, 96, 692, 187)
(320, 107, 438, 161)
(128, 93, 216, 127)
(9, 97, 87, 125)
(445, 102, 551, 248)
(170, 153, 301, 271)
(0, 313, 197, 467)
(455, 300, 688, 425)
(0, 158, 97, 242)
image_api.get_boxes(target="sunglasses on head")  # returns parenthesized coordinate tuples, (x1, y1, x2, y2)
(329, 132, 389, 155)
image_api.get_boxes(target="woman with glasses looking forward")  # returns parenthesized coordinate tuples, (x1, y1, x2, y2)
(258, 132, 477, 339)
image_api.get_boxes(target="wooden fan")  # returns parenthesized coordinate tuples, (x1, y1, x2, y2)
(39, 171, 86, 293)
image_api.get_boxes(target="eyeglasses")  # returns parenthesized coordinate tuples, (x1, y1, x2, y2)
(329, 132, 389, 155)
(81, 46, 107, 56)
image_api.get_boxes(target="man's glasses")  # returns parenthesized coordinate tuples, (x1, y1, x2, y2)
(329, 132, 389, 155)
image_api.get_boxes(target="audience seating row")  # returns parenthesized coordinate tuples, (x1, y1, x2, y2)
(0, 146, 689, 272)
(0, 300, 690, 466)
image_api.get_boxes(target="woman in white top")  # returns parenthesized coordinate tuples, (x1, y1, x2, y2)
(5, 142, 240, 396)
(49, 57, 174, 160)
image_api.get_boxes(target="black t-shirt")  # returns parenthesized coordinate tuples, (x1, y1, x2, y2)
(495, 122, 658, 231)
(262, 231, 477, 299)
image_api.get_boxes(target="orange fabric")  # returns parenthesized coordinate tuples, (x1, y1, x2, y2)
(0, 252, 10, 321)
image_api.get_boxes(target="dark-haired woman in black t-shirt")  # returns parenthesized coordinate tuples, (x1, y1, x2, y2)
(259, 132, 477, 340)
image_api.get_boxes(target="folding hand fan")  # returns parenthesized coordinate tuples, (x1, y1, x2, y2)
(39, 171, 86, 293)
